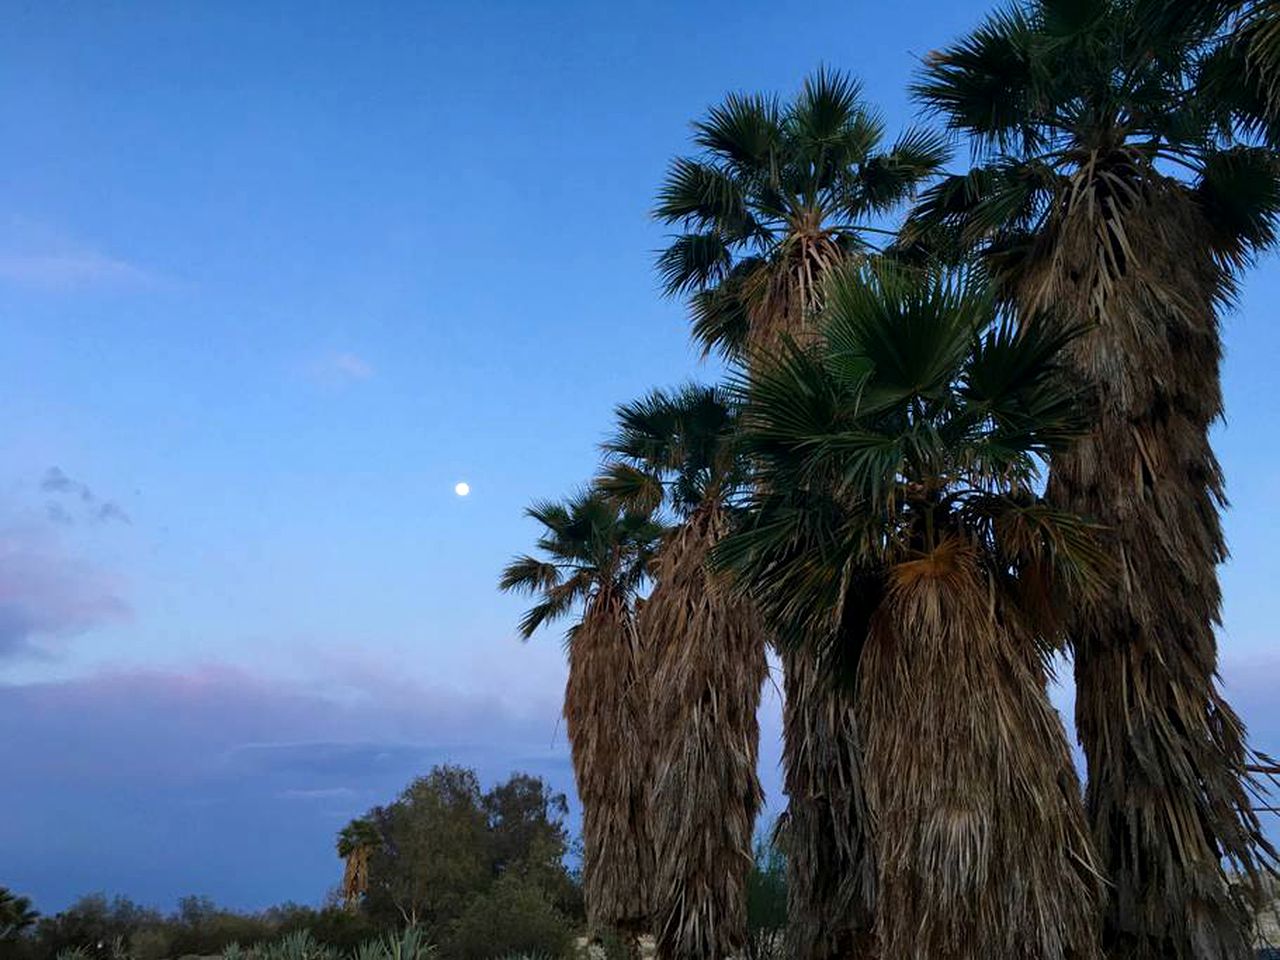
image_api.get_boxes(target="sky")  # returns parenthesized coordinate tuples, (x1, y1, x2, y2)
(2, 0, 1278, 915)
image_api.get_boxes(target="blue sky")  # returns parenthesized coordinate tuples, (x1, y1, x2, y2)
(2, 0, 1277, 914)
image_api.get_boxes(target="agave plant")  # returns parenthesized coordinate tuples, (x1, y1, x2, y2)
(720, 263, 1105, 959)
(256, 930, 338, 960)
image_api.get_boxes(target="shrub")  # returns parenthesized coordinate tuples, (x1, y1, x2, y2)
(446, 877, 572, 960)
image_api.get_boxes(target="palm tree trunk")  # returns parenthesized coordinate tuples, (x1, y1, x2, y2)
(858, 541, 1101, 960)
(566, 594, 653, 939)
(643, 507, 768, 959)
(1021, 175, 1274, 959)
(778, 650, 876, 960)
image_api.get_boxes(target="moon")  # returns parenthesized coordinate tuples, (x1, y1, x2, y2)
(454, 481, 471, 497)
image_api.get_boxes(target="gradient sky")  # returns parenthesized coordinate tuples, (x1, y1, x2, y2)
(2, 0, 1278, 914)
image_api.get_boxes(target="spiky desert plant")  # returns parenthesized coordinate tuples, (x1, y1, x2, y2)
(500, 492, 662, 940)
(908, 3, 1280, 955)
(599, 384, 767, 960)
(655, 70, 946, 958)
(336, 817, 381, 911)
(719, 263, 1105, 960)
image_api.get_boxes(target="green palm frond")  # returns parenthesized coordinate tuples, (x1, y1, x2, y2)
(1196, 144, 1280, 264)
(721, 260, 1091, 647)
(657, 69, 946, 358)
(656, 232, 734, 296)
(691, 91, 783, 173)
(913, 4, 1041, 152)
(602, 383, 746, 520)
(501, 491, 660, 642)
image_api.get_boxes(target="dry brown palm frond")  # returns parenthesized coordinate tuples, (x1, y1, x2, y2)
(858, 537, 1102, 960)
(341, 847, 369, 911)
(778, 648, 876, 960)
(1016, 160, 1276, 958)
(566, 591, 654, 938)
(643, 505, 768, 960)
(742, 232, 848, 354)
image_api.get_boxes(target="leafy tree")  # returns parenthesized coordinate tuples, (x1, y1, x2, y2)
(719, 263, 1103, 959)
(908, 1, 1280, 955)
(500, 492, 662, 941)
(364, 766, 491, 932)
(31, 895, 160, 960)
(481, 773, 577, 918)
(743, 839, 788, 960)
(600, 384, 766, 959)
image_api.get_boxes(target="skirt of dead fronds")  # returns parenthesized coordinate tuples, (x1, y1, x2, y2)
(341, 848, 368, 911)
(857, 539, 1102, 960)
(1019, 166, 1275, 958)
(566, 594, 653, 937)
(642, 507, 768, 960)
(779, 648, 876, 959)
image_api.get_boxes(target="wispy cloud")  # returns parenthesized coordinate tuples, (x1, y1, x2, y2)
(309, 351, 376, 386)
(0, 252, 161, 291)
(0, 524, 131, 659)
(0, 218, 168, 293)
(40, 466, 131, 526)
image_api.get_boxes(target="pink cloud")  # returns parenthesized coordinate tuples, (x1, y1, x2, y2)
(0, 525, 131, 658)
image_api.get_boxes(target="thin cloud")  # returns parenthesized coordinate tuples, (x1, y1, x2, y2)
(0, 524, 131, 659)
(309, 351, 376, 386)
(40, 466, 131, 526)
(0, 252, 164, 292)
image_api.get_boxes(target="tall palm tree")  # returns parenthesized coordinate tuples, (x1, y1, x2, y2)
(719, 263, 1105, 960)
(908, 3, 1280, 956)
(500, 492, 663, 942)
(336, 817, 381, 911)
(599, 384, 767, 960)
(655, 69, 946, 958)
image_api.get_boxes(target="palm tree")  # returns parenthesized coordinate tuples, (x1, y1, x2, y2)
(718, 263, 1105, 960)
(907, 4, 1280, 956)
(336, 817, 381, 911)
(500, 492, 663, 943)
(0, 887, 38, 942)
(655, 70, 946, 958)
(599, 384, 767, 960)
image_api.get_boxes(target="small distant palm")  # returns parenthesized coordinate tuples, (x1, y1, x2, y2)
(0, 887, 38, 941)
(336, 817, 381, 911)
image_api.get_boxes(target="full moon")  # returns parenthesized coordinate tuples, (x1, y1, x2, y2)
(454, 481, 471, 497)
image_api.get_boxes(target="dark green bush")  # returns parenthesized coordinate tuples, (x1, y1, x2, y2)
(445, 876, 572, 960)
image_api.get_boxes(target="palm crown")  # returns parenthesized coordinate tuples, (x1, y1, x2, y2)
(599, 383, 747, 520)
(904, 0, 1280, 276)
(499, 491, 662, 640)
(719, 263, 1101, 658)
(336, 817, 380, 858)
(655, 68, 948, 357)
